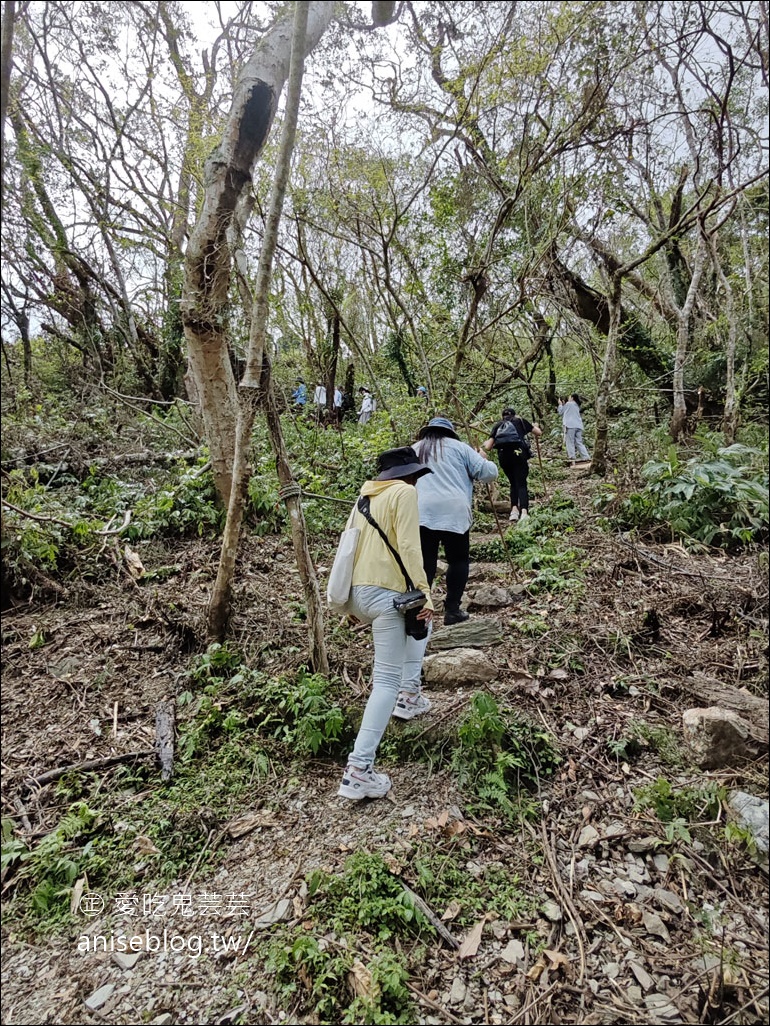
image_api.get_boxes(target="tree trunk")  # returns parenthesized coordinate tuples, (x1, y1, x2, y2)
(208, 3, 328, 673)
(591, 276, 622, 475)
(670, 237, 707, 442)
(704, 232, 739, 445)
(0, 0, 15, 206)
(181, 1, 335, 507)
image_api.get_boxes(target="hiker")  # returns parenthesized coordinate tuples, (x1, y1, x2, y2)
(358, 387, 375, 425)
(415, 385, 429, 403)
(483, 407, 542, 522)
(333, 386, 343, 426)
(291, 379, 307, 409)
(558, 394, 591, 464)
(413, 416, 498, 627)
(338, 447, 434, 800)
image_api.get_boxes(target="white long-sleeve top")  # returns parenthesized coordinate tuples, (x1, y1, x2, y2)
(558, 401, 584, 430)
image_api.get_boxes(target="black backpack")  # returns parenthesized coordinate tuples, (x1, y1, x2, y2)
(493, 418, 531, 458)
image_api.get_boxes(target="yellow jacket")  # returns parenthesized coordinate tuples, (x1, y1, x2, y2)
(350, 479, 434, 610)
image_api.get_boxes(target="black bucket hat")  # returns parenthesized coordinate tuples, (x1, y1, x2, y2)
(375, 446, 433, 481)
(417, 416, 460, 441)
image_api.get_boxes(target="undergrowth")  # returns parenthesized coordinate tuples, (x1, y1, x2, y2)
(597, 442, 768, 549)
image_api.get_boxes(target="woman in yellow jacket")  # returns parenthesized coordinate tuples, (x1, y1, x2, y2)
(338, 447, 434, 800)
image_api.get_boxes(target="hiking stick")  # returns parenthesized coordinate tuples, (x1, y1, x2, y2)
(535, 435, 550, 501)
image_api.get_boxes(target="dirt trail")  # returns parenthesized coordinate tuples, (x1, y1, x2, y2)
(2, 474, 768, 1025)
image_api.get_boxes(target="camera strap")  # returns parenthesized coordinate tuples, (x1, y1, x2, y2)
(356, 496, 416, 591)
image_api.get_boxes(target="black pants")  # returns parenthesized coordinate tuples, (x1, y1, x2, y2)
(420, 527, 470, 610)
(498, 452, 530, 511)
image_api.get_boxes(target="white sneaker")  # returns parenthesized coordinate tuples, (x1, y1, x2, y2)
(392, 691, 432, 721)
(519, 509, 529, 521)
(509, 508, 520, 522)
(338, 764, 392, 800)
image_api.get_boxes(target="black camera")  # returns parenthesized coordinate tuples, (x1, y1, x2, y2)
(393, 588, 427, 614)
(393, 589, 428, 640)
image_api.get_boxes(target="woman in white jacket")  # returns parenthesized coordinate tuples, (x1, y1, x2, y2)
(558, 394, 591, 464)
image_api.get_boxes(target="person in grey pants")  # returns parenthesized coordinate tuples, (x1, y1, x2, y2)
(558, 394, 591, 464)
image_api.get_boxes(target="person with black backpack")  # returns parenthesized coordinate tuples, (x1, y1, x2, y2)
(483, 407, 542, 522)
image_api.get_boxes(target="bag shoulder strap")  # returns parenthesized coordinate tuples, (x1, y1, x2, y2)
(357, 496, 415, 591)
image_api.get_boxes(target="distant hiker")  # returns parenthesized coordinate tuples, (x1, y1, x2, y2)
(333, 386, 343, 426)
(415, 385, 429, 403)
(338, 447, 434, 800)
(313, 382, 327, 425)
(413, 416, 498, 627)
(358, 387, 375, 425)
(558, 394, 591, 464)
(292, 380, 307, 408)
(483, 407, 542, 522)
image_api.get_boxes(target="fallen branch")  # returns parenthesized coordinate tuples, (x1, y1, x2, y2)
(24, 750, 155, 791)
(155, 700, 176, 782)
(399, 879, 460, 949)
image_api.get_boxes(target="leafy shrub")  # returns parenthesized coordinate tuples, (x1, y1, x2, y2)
(307, 852, 430, 941)
(633, 777, 725, 823)
(600, 444, 768, 548)
(267, 931, 414, 1024)
(452, 693, 560, 821)
(178, 649, 352, 760)
(1, 803, 102, 923)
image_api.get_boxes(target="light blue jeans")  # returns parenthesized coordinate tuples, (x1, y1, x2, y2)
(347, 585, 431, 768)
(565, 427, 590, 461)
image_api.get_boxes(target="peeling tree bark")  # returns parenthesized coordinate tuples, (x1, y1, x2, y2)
(208, 2, 315, 647)
(181, 2, 335, 506)
(670, 236, 707, 442)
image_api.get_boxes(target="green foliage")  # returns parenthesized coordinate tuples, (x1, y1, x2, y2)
(178, 647, 352, 761)
(411, 842, 537, 929)
(1, 803, 101, 923)
(607, 720, 683, 767)
(452, 693, 560, 821)
(267, 932, 414, 1025)
(128, 463, 225, 539)
(469, 494, 586, 594)
(599, 444, 768, 549)
(307, 852, 430, 942)
(633, 777, 725, 824)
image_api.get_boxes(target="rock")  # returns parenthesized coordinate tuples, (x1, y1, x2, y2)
(612, 877, 636, 898)
(400, 805, 415, 818)
(654, 888, 684, 914)
(644, 993, 681, 1022)
(150, 1016, 174, 1026)
(254, 897, 292, 928)
(603, 962, 621, 979)
(629, 962, 655, 992)
(652, 853, 670, 875)
(468, 585, 513, 609)
(500, 940, 526, 965)
(573, 726, 591, 742)
(112, 951, 143, 970)
(541, 900, 562, 922)
(423, 648, 496, 687)
(603, 821, 626, 838)
(428, 618, 503, 651)
(578, 825, 600, 847)
(628, 836, 659, 853)
(580, 889, 605, 902)
(682, 707, 751, 769)
(628, 985, 643, 1003)
(728, 792, 769, 853)
(449, 978, 467, 1006)
(642, 910, 671, 943)
(85, 984, 115, 1011)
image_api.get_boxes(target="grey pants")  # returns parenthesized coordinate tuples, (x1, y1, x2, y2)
(346, 585, 431, 768)
(565, 427, 590, 461)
